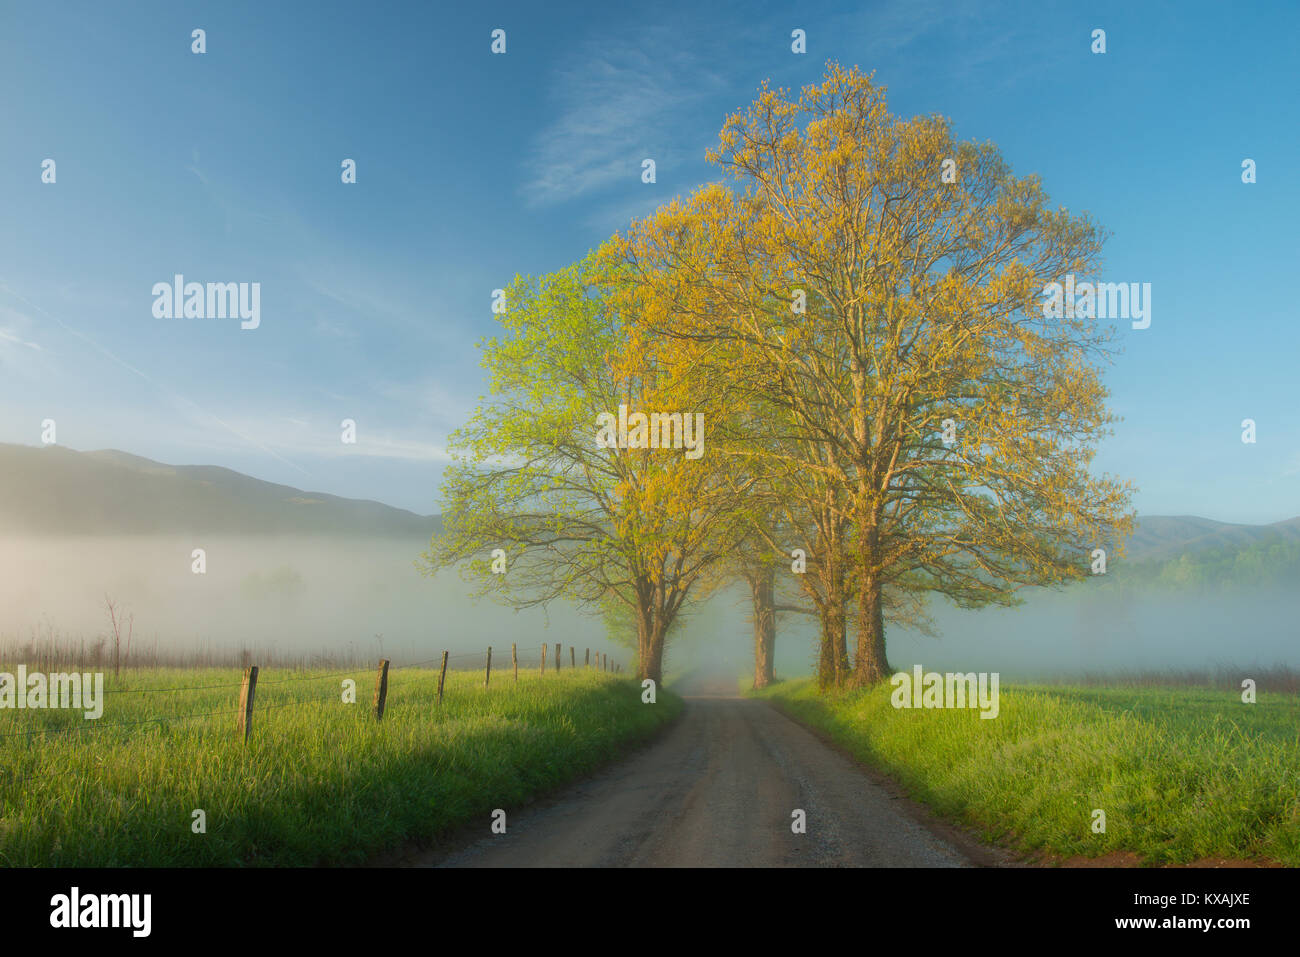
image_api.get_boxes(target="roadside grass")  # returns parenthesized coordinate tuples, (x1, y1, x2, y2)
(750, 678, 1300, 866)
(0, 666, 680, 866)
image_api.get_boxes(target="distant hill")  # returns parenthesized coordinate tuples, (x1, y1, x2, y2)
(0, 443, 440, 539)
(2, 442, 1294, 560)
(1124, 515, 1300, 562)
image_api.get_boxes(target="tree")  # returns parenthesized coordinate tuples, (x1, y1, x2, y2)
(420, 246, 743, 685)
(103, 595, 132, 678)
(620, 62, 1136, 686)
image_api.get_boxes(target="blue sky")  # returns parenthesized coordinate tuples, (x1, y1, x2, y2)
(1, 0, 1297, 522)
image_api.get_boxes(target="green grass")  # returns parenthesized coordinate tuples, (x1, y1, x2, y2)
(750, 678, 1300, 866)
(0, 665, 680, 866)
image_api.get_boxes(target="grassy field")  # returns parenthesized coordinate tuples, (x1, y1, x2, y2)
(0, 664, 680, 866)
(750, 678, 1300, 866)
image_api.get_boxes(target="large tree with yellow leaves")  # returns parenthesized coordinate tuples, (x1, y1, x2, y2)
(421, 247, 746, 685)
(620, 63, 1135, 687)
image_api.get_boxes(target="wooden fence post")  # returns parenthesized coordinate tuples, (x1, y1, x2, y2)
(484, 646, 492, 689)
(236, 665, 258, 743)
(373, 658, 391, 721)
(585, 648, 590, 667)
(436, 650, 448, 705)
(602, 653, 607, 672)
(541, 643, 547, 676)
(555, 643, 561, 673)
(512, 642, 518, 683)
(570, 646, 575, 669)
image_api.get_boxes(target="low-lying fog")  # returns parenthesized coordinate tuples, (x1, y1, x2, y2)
(0, 536, 607, 666)
(663, 581, 1300, 682)
(2, 535, 1296, 680)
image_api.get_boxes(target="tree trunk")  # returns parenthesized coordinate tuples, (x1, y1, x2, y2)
(815, 579, 849, 690)
(833, 611, 851, 685)
(815, 616, 851, 688)
(817, 612, 834, 688)
(849, 358, 888, 686)
(635, 600, 668, 685)
(815, 550, 851, 690)
(854, 530, 890, 685)
(637, 625, 666, 685)
(751, 566, 776, 689)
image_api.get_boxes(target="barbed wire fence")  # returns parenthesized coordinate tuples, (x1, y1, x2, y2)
(0, 642, 627, 745)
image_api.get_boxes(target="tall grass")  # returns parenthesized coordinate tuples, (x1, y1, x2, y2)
(751, 678, 1300, 865)
(0, 624, 384, 671)
(0, 665, 679, 866)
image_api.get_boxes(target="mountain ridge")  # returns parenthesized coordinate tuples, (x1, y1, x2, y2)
(1122, 513, 1300, 562)
(2, 443, 1295, 558)
(0, 443, 439, 539)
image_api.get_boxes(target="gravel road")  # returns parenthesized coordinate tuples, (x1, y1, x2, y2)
(416, 673, 980, 868)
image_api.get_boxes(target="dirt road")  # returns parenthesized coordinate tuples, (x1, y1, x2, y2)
(416, 674, 981, 868)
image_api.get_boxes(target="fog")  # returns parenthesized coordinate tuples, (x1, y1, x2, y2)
(3, 535, 1296, 681)
(669, 582, 1300, 683)
(761, 585, 1300, 682)
(0, 536, 607, 667)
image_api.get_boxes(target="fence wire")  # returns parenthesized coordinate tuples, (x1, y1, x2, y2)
(0, 647, 624, 743)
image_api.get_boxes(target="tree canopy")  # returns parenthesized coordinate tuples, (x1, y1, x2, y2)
(426, 62, 1135, 690)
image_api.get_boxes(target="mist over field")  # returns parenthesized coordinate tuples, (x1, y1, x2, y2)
(669, 580, 1300, 684)
(2, 532, 1297, 680)
(1, 443, 1296, 680)
(814, 588, 1299, 679)
(0, 535, 606, 664)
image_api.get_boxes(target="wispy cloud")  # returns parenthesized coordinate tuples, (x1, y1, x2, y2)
(0, 327, 41, 351)
(373, 377, 471, 430)
(196, 417, 452, 465)
(185, 147, 209, 185)
(0, 305, 42, 352)
(298, 271, 456, 348)
(832, 0, 1031, 90)
(0, 302, 47, 379)
(0, 284, 313, 477)
(521, 28, 728, 208)
(333, 435, 451, 463)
